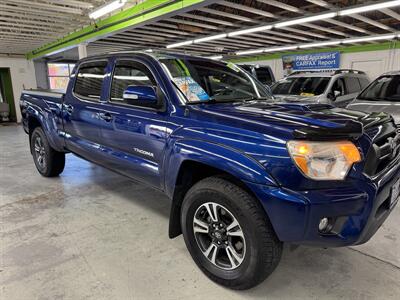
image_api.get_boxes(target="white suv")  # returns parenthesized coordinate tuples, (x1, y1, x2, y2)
(271, 70, 370, 107)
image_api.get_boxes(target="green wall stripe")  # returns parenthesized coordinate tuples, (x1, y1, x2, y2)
(27, 0, 205, 59)
(229, 41, 400, 63)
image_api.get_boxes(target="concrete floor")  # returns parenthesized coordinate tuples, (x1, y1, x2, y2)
(0, 124, 399, 300)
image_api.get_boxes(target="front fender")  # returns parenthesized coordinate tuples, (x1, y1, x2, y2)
(164, 138, 277, 198)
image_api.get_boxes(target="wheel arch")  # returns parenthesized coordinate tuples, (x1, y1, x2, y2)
(26, 109, 64, 152)
(165, 139, 277, 238)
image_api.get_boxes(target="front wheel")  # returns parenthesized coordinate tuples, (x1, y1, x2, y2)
(181, 177, 282, 290)
(30, 127, 65, 177)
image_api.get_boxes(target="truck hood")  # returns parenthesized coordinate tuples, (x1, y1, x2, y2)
(347, 100, 400, 125)
(189, 101, 392, 140)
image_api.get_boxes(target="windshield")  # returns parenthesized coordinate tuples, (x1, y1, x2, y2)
(271, 76, 330, 96)
(358, 75, 400, 102)
(159, 58, 271, 103)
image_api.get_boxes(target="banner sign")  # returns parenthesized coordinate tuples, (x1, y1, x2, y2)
(282, 51, 340, 72)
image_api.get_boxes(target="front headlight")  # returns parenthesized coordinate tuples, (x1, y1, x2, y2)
(287, 140, 361, 180)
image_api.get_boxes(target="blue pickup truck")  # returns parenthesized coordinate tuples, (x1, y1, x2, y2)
(20, 52, 400, 290)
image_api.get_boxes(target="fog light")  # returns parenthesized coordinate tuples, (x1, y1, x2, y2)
(319, 217, 329, 232)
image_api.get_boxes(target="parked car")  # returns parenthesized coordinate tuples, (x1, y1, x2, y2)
(238, 64, 275, 86)
(20, 53, 400, 290)
(347, 71, 400, 125)
(271, 69, 370, 107)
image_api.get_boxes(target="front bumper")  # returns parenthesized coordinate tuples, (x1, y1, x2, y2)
(246, 155, 400, 247)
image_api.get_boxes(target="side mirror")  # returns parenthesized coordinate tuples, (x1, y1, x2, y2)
(123, 85, 164, 110)
(334, 90, 341, 97)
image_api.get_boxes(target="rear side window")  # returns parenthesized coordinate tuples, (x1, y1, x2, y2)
(358, 78, 370, 89)
(110, 60, 157, 103)
(344, 77, 361, 93)
(74, 61, 107, 100)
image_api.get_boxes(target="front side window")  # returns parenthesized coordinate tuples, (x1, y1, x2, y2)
(159, 58, 270, 103)
(110, 61, 157, 103)
(271, 77, 330, 96)
(358, 75, 400, 102)
(73, 61, 107, 100)
(331, 78, 346, 96)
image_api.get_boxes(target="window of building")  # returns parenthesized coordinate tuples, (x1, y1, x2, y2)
(48, 63, 75, 90)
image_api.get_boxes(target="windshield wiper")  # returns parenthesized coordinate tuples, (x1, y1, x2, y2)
(237, 96, 271, 103)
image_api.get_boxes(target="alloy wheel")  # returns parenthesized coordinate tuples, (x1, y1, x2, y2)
(34, 136, 46, 169)
(193, 202, 246, 270)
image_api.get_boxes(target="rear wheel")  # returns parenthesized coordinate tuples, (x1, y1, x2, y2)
(181, 176, 282, 290)
(31, 127, 65, 177)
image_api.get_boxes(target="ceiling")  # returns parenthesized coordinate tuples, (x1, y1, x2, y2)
(0, 0, 139, 56)
(1, 0, 400, 60)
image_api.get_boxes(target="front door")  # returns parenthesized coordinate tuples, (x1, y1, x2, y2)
(99, 59, 168, 189)
(62, 60, 110, 163)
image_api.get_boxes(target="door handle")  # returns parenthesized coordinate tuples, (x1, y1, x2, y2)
(98, 112, 113, 122)
(64, 104, 74, 114)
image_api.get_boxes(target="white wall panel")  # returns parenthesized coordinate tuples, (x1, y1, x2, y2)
(0, 57, 37, 122)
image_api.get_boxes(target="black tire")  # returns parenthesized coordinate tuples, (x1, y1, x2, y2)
(30, 127, 65, 177)
(181, 176, 282, 290)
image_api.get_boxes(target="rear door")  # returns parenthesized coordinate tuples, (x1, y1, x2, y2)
(98, 58, 168, 189)
(63, 60, 110, 161)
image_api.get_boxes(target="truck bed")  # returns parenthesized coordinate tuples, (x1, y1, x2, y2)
(22, 89, 65, 98)
(20, 88, 66, 152)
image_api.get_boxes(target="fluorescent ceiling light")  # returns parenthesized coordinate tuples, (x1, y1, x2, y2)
(275, 12, 337, 28)
(194, 33, 227, 43)
(207, 55, 223, 60)
(89, 0, 127, 19)
(342, 34, 396, 43)
(264, 45, 298, 52)
(166, 40, 193, 49)
(339, 0, 400, 16)
(228, 25, 273, 37)
(307, 0, 330, 7)
(144, 49, 153, 52)
(164, 1, 400, 50)
(236, 49, 265, 56)
(236, 45, 298, 56)
(299, 40, 341, 48)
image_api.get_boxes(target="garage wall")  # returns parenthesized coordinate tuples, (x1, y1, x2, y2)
(243, 49, 400, 81)
(0, 57, 37, 122)
(34, 60, 49, 90)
